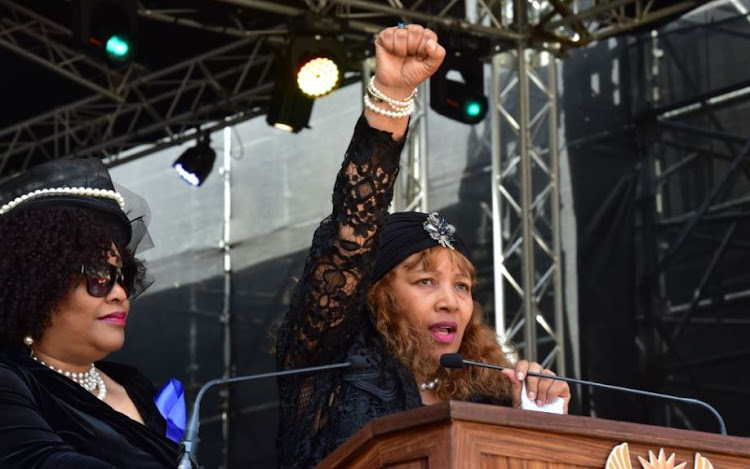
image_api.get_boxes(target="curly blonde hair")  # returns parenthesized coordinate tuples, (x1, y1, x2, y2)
(368, 246, 512, 403)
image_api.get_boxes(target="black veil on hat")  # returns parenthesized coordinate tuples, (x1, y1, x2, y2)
(372, 211, 470, 282)
(0, 158, 153, 254)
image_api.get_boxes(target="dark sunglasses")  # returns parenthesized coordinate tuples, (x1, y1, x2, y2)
(79, 264, 133, 298)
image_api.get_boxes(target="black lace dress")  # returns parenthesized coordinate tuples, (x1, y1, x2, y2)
(276, 115, 426, 468)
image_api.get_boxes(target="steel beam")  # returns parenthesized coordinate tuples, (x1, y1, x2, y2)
(0, 37, 274, 177)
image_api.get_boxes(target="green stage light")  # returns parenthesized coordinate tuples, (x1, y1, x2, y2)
(74, 0, 137, 64)
(105, 35, 131, 60)
(465, 100, 484, 118)
(430, 55, 488, 125)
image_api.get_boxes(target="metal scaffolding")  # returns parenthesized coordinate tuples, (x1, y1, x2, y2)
(490, 47, 565, 371)
(0, 0, 703, 176)
(0, 0, 145, 101)
(632, 6, 750, 431)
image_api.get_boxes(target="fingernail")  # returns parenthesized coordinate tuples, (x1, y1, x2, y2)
(537, 399, 544, 407)
(517, 372, 524, 380)
(528, 392, 535, 400)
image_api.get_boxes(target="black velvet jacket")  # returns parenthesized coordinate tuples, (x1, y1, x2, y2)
(0, 349, 178, 468)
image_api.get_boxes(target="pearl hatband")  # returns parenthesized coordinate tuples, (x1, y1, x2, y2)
(0, 187, 126, 216)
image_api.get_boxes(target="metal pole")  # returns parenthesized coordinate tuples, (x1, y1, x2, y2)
(490, 53, 506, 337)
(406, 82, 429, 212)
(220, 126, 233, 468)
(548, 55, 565, 375)
(518, 44, 537, 363)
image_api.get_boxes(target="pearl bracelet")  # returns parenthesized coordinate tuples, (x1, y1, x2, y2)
(364, 94, 414, 118)
(367, 77, 417, 108)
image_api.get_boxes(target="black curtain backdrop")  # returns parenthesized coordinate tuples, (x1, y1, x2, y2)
(563, 38, 648, 423)
(566, 12, 750, 436)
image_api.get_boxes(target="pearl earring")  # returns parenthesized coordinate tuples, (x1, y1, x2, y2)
(23, 336, 33, 346)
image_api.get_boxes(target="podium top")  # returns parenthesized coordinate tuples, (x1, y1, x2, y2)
(318, 401, 750, 469)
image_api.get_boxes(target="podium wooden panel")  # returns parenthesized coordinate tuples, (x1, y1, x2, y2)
(317, 401, 750, 469)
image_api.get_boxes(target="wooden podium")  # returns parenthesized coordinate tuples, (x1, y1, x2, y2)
(317, 401, 750, 468)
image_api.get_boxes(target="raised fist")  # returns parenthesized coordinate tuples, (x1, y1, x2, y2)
(373, 24, 446, 99)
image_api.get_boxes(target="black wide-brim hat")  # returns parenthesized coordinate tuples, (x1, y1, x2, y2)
(372, 211, 470, 283)
(0, 158, 152, 254)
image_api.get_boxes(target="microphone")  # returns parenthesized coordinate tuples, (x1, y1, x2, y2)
(177, 355, 368, 469)
(440, 353, 727, 435)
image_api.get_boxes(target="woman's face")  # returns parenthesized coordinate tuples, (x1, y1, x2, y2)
(388, 248, 474, 361)
(37, 245, 130, 363)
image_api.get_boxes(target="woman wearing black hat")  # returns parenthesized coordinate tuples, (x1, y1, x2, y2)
(276, 25, 571, 467)
(0, 160, 180, 467)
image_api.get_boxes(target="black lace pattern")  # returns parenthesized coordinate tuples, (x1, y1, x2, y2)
(275, 115, 421, 468)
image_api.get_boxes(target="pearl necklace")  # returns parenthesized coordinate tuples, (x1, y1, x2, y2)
(418, 378, 439, 391)
(32, 354, 107, 400)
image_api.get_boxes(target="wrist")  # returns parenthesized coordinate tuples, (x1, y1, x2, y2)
(364, 76, 415, 120)
(372, 77, 416, 101)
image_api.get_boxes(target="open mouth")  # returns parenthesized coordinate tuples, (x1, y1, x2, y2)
(428, 322, 458, 343)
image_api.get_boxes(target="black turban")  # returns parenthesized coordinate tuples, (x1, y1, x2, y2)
(372, 211, 470, 282)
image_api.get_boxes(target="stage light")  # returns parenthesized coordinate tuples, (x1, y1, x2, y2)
(267, 35, 343, 132)
(290, 33, 343, 99)
(105, 35, 131, 61)
(296, 56, 340, 97)
(465, 100, 484, 118)
(266, 13, 347, 132)
(173, 135, 216, 186)
(430, 55, 489, 125)
(266, 48, 315, 133)
(74, 0, 137, 63)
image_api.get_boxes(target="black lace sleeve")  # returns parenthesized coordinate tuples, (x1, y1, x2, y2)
(277, 115, 404, 369)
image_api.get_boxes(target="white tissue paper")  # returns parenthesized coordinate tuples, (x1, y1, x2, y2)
(520, 381, 565, 414)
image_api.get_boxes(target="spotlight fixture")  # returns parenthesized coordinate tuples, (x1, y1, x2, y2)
(173, 134, 216, 186)
(267, 14, 347, 132)
(266, 48, 315, 133)
(74, 0, 137, 63)
(294, 37, 342, 98)
(430, 55, 488, 125)
(297, 56, 340, 97)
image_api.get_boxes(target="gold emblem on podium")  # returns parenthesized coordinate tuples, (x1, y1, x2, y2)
(606, 442, 714, 469)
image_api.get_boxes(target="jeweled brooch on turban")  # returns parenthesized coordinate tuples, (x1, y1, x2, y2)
(423, 212, 456, 250)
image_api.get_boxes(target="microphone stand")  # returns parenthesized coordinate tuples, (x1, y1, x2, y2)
(177, 360, 359, 469)
(444, 354, 727, 435)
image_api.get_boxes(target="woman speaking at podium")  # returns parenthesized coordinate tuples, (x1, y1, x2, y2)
(275, 24, 571, 468)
